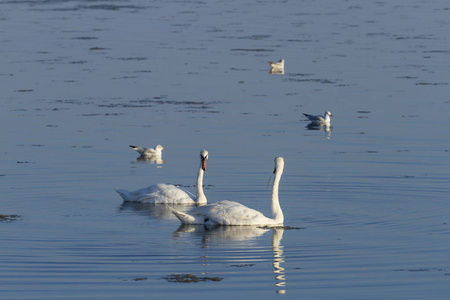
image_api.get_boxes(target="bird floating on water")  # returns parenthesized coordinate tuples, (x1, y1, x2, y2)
(129, 144, 165, 156)
(303, 111, 333, 125)
(171, 156, 285, 226)
(116, 149, 209, 204)
(268, 59, 284, 70)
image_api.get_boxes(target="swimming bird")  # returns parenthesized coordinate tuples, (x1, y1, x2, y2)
(129, 144, 165, 156)
(172, 157, 285, 226)
(115, 149, 209, 204)
(303, 111, 333, 125)
(268, 59, 285, 69)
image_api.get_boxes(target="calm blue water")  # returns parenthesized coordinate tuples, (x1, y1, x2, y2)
(1, 0, 449, 299)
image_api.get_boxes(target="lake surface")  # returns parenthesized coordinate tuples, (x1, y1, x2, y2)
(1, 0, 449, 299)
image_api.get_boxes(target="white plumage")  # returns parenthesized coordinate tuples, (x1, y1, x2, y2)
(303, 111, 333, 124)
(116, 149, 208, 204)
(172, 157, 285, 226)
(268, 59, 285, 69)
(129, 144, 165, 156)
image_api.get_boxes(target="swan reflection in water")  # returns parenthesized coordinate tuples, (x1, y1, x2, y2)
(118, 202, 192, 220)
(272, 228, 286, 294)
(174, 225, 286, 294)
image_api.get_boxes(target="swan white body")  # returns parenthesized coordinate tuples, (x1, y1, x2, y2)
(116, 150, 208, 204)
(268, 59, 284, 69)
(303, 111, 332, 124)
(172, 157, 285, 226)
(130, 144, 165, 156)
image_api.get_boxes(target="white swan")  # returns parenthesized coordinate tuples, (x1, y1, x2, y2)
(115, 150, 208, 204)
(268, 59, 285, 69)
(172, 157, 285, 226)
(129, 144, 165, 156)
(303, 111, 332, 125)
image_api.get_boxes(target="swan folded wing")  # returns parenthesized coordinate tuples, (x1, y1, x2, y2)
(146, 184, 195, 204)
(116, 184, 195, 203)
(202, 201, 267, 226)
(115, 186, 158, 202)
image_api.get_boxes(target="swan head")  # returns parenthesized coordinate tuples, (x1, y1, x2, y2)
(200, 149, 208, 171)
(155, 145, 165, 151)
(325, 111, 333, 117)
(273, 157, 284, 174)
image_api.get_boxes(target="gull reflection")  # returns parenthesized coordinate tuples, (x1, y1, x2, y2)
(173, 225, 286, 294)
(118, 202, 191, 220)
(269, 68, 285, 75)
(306, 123, 332, 139)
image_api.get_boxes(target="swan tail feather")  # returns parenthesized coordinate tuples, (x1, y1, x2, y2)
(171, 208, 196, 224)
(115, 188, 130, 201)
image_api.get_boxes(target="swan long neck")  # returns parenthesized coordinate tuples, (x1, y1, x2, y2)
(271, 160, 284, 223)
(196, 165, 207, 205)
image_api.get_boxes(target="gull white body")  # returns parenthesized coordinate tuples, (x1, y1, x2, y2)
(268, 59, 285, 69)
(172, 157, 285, 226)
(116, 150, 208, 204)
(303, 111, 333, 125)
(129, 144, 165, 156)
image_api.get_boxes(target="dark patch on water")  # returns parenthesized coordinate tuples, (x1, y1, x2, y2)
(0, 214, 22, 223)
(230, 48, 273, 52)
(98, 98, 222, 114)
(81, 113, 123, 116)
(70, 60, 88, 64)
(163, 274, 223, 283)
(55, 99, 95, 105)
(258, 226, 303, 230)
(285, 77, 335, 84)
(90, 47, 109, 51)
(397, 76, 419, 79)
(72, 36, 98, 40)
(230, 264, 255, 268)
(415, 82, 448, 86)
(116, 57, 148, 61)
(394, 268, 447, 274)
(120, 277, 148, 282)
(27, 2, 148, 12)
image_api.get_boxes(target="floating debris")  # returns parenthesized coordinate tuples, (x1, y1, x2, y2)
(133, 277, 148, 281)
(163, 274, 223, 283)
(0, 214, 22, 223)
(230, 264, 255, 268)
(120, 277, 148, 282)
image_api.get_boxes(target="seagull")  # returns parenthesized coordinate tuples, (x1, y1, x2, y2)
(129, 145, 165, 156)
(303, 111, 333, 125)
(268, 59, 284, 69)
